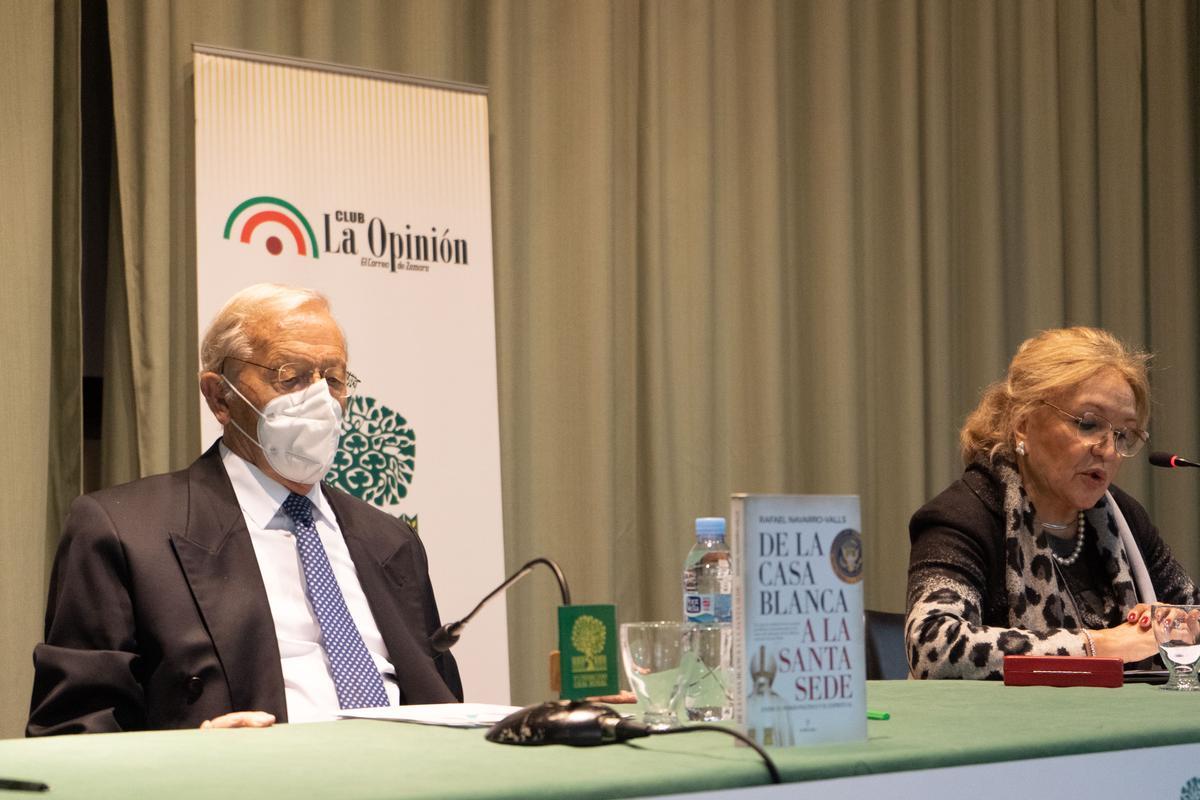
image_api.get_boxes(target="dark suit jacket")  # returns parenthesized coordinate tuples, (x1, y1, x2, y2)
(28, 443, 462, 735)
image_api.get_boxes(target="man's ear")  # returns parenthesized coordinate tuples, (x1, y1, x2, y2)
(200, 372, 232, 425)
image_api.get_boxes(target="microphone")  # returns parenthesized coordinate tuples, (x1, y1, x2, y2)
(1149, 451, 1200, 469)
(430, 557, 571, 652)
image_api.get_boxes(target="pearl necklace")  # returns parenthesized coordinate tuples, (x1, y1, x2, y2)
(1043, 511, 1086, 566)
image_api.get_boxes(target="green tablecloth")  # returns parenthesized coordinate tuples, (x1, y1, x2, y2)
(1, 681, 1197, 798)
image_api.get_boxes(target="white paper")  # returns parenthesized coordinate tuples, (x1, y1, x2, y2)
(337, 703, 521, 728)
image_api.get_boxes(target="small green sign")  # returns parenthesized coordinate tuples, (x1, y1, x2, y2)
(557, 604, 618, 700)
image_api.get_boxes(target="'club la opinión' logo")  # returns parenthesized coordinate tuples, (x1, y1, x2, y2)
(224, 196, 319, 258)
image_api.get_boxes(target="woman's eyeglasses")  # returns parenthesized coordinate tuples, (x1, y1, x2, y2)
(1041, 401, 1148, 457)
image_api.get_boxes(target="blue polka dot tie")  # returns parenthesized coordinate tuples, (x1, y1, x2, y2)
(281, 492, 389, 709)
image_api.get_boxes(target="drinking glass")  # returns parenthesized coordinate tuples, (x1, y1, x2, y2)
(682, 623, 733, 722)
(620, 621, 692, 729)
(1151, 604, 1200, 691)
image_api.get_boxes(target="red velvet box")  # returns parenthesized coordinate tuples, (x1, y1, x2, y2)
(1003, 655, 1124, 688)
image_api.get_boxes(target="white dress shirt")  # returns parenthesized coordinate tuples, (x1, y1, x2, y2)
(221, 444, 400, 722)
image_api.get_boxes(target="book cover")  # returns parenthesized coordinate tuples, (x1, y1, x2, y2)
(730, 494, 866, 746)
(557, 604, 619, 699)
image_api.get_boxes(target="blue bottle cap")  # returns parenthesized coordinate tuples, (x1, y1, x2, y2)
(695, 517, 726, 539)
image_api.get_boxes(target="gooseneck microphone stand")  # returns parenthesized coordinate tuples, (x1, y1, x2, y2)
(430, 557, 571, 652)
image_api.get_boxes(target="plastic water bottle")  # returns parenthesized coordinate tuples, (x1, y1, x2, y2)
(682, 517, 733, 721)
(683, 517, 733, 624)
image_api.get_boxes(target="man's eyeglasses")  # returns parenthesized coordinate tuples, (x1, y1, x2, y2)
(1041, 401, 1148, 458)
(223, 356, 359, 399)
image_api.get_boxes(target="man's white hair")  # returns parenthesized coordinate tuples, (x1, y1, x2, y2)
(199, 283, 335, 375)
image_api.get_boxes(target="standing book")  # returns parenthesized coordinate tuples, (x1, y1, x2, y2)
(729, 494, 866, 746)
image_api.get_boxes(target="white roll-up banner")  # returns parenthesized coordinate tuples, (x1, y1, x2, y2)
(193, 46, 508, 703)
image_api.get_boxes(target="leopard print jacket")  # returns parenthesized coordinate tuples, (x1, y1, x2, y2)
(905, 457, 1200, 680)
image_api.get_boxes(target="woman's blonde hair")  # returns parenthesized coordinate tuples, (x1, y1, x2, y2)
(959, 327, 1151, 464)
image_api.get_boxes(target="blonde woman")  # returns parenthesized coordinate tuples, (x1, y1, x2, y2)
(906, 327, 1199, 679)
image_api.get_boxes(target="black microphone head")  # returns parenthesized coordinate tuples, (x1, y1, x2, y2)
(429, 621, 463, 652)
(1149, 451, 1200, 468)
(1149, 451, 1176, 468)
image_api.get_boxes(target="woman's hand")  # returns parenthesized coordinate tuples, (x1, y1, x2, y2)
(1089, 620, 1159, 663)
(1124, 603, 1154, 631)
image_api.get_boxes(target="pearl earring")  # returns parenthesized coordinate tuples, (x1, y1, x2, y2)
(1015, 441, 1026, 457)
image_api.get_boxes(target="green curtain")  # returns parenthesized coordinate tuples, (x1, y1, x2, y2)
(2, 0, 1198, 736)
(0, 0, 81, 738)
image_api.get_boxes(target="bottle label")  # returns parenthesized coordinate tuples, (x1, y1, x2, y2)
(712, 593, 732, 623)
(684, 593, 732, 623)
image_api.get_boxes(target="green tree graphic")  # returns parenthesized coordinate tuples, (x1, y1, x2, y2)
(571, 615, 606, 672)
(325, 395, 415, 507)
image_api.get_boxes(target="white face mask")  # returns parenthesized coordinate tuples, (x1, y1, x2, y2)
(223, 376, 344, 485)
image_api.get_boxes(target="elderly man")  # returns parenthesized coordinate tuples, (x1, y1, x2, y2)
(28, 284, 461, 735)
